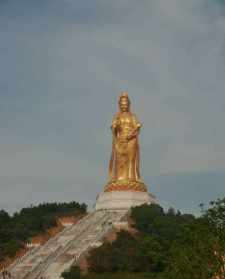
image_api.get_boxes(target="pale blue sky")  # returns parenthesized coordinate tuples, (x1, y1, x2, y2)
(0, 0, 225, 214)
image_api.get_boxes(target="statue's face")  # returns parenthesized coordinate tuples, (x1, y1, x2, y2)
(119, 98, 130, 112)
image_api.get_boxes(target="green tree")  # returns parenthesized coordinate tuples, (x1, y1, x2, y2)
(0, 201, 87, 261)
(62, 266, 81, 279)
(87, 200, 225, 278)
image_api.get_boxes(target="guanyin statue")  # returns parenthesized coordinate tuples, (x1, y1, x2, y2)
(105, 92, 147, 192)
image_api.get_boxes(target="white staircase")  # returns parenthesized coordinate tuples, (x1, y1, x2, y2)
(8, 210, 127, 279)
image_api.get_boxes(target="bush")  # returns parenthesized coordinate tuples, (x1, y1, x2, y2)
(85, 200, 225, 279)
(0, 201, 87, 261)
(62, 266, 81, 279)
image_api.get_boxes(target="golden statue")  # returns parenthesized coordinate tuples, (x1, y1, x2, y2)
(105, 92, 147, 193)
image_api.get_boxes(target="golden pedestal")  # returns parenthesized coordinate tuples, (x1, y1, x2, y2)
(104, 180, 148, 193)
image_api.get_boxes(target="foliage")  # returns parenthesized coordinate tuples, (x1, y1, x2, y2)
(165, 218, 217, 279)
(62, 266, 81, 279)
(62, 268, 160, 279)
(84, 272, 158, 279)
(0, 201, 87, 261)
(88, 231, 147, 273)
(84, 201, 225, 279)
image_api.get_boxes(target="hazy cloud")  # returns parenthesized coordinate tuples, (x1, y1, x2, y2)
(0, 0, 225, 214)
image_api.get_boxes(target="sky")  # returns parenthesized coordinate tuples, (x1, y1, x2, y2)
(0, 0, 225, 215)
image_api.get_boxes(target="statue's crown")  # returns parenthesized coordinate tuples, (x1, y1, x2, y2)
(119, 91, 130, 103)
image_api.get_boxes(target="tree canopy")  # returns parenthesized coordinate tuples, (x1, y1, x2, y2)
(0, 201, 87, 261)
(63, 199, 225, 279)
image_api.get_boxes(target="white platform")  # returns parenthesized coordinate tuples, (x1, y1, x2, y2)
(95, 191, 156, 211)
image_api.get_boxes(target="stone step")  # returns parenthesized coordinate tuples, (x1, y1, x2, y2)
(8, 210, 127, 279)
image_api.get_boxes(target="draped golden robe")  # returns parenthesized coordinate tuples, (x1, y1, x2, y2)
(109, 111, 141, 182)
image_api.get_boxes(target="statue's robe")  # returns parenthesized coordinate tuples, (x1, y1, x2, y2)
(109, 111, 141, 182)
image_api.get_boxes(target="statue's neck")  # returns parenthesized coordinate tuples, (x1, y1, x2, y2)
(119, 110, 131, 115)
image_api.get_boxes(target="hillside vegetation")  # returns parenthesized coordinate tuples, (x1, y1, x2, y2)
(63, 198, 225, 279)
(0, 201, 87, 261)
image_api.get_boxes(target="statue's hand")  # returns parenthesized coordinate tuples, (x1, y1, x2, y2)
(126, 135, 132, 141)
(127, 132, 136, 141)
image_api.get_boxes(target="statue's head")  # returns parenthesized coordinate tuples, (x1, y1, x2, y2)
(119, 91, 130, 112)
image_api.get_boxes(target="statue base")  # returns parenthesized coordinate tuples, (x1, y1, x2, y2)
(95, 190, 156, 211)
(104, 179, 148, 192)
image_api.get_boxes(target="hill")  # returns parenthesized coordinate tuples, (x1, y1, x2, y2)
(0, 201, 87, 265)
(62, 199, 225, 279)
